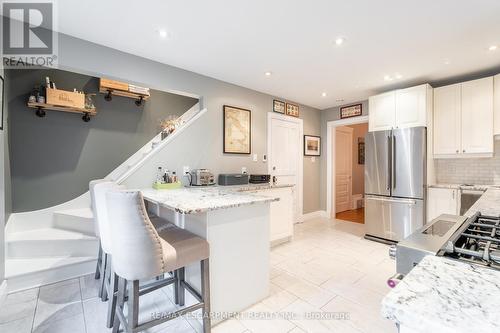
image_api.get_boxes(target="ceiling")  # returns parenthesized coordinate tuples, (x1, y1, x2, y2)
(56, 0, 500, 109)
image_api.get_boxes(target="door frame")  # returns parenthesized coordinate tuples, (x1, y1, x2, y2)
(326, 116, 369, 219)
(335, 126, 354, 213)
(267, 112, 304, 222)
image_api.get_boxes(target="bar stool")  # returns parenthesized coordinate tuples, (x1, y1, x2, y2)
(106, 190, 211, 333)
(92, 181, 125, 328)
(89, 179, 107, 287)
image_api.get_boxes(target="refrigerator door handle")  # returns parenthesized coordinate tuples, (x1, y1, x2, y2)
(366, 196, 417, 205)
(392, 135, 396, 190)
(387, 135, 392, 191)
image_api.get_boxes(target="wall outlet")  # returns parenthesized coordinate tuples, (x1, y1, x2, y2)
(263, 154, 267, 162)
(311, 156, 316, 163)
(241, 167, 247, 174)
(253, 154, 258, 162)
(183, 166, 190, 174)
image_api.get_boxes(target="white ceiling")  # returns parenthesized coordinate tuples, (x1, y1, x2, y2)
(56, 0, 500, 109)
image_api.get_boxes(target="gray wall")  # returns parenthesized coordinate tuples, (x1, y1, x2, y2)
(5, 32, 324, 215)
(319, 100, 369, 211)
(7, 68, 197, 212)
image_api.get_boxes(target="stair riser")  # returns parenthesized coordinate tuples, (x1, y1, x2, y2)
(7, 239, 99, 258)
(7, 259, 97, 293)
(53, 214, 95, 236)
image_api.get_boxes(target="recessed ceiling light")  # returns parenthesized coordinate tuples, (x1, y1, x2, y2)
(335, 37, 346, 46)
(395, 73, 403, 79)
(384, 75, 393, 81)
(321, 92, 327, 97)
(489, 45, 498, 51)
(264, 71, 272, 77)
(158, 29, 169, 39)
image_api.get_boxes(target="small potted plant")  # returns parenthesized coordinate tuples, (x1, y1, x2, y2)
(159, 116, 180, 140)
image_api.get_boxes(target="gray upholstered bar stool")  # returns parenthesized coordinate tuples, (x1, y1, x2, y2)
(106, 190, 211, 333)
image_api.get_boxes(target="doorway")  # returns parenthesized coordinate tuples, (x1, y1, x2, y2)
(267, 112, 303, 222)
(328, 118, 369, 224)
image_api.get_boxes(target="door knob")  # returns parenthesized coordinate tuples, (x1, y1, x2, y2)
(273, 166, 276, 171)
(463, 149, 466, 153)
(456, 150, 459, 153)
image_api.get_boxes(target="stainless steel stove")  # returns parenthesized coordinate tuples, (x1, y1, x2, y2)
(439, 212, 500, 269)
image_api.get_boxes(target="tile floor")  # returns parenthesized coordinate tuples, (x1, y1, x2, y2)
(0, 217, 397, 333)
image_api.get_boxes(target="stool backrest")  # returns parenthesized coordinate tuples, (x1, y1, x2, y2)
(89, 179, 107, 238)
(93, 181, 124, 254)
(106, 190, 166, 281)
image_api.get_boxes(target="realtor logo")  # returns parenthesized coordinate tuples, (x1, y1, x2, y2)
(2, 1, 58, 68)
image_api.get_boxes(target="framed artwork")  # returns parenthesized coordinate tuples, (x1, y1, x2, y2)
(358, 137, 365, 164)
(0, 75, 3, 130)
(340, 103, 362, 119)
(273, 99, 285, 114)
(304, 135, 321, 156)
(286, 103, 299, 117)
(223, 105, 251, 154)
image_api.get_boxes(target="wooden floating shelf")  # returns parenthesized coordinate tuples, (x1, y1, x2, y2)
(27, 102, 97, 115)
(98, 87, 150, 100)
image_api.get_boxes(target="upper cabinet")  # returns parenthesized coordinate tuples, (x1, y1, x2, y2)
(494, 74, 500, 135)
(434, 77, 494, 158)
(369, 84, 432, 132)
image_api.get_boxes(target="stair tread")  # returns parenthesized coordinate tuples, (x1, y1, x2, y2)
(7, 227, 97, 242)
(54, 207, 93, 219)
(6, 256, 97, 278)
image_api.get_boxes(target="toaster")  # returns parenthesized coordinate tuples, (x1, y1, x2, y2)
(190, 169, 215, 186)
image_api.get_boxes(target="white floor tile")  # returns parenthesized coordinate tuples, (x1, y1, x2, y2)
(0, 316, 33, 333)
(0, 299, 37, 324)
(79, 273, 100, 300)
(212, 317, 247, 333)
(4, 288, 39, 306)
(32, 313, 86, 333)
(239, 302, 296, 333)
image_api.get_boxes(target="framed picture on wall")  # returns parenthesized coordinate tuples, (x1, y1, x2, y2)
(358, 137, 365, 164)
(340, 103, 362, 119)
(304, 135, 321, 156)
(286, 103, 299, 117)
(223, 105, 251, 154)
(0, 75, 3, 130)
(273, 99, 285, 114)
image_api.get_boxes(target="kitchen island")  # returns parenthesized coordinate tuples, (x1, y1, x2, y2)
(382, 187, 500, 332)
(141, 186, 280, 324)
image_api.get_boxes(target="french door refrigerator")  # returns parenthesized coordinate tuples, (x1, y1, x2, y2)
(364, 127, 426, 243)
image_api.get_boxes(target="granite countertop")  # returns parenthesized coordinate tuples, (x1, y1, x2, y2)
(428, 183, 496, 191)
(141, 187, 280, 214)
(381, 255, 500, 333)
(464, 187, 500, 217)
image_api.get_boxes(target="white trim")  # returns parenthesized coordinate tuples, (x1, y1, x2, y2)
(300, 210, 328, 222)
(0, 280, 7, 305)
(267, 112, 304, 222)
(326, 116, 369, 219)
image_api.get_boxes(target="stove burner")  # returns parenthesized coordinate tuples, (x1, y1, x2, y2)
(441, 212, 500, 269)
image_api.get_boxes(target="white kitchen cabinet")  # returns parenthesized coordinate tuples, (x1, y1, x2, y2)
(433, 84, 461, 155)
(369, 91, 396, 132)
(433, 77, 494, 158)
(461, 77, 494, 154)
(368, 84, 432, 132)
(427, 187, 459, 222)
(395, 84, 430, 128)
(494, 74, 500, 135)
(254, 187, 294, 245)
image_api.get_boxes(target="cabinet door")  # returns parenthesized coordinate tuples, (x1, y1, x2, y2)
(369, 91, 396, 132)
(494, 74, 500, 135)
(255, 188, 294, 244)
(427, 188, 458, 222)
(395, 84, 428, 128)
(461, 77, 494, 154)
(433, 84, 461, 155)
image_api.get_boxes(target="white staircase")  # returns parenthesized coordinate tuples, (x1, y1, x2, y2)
(4, 103, 207, 292)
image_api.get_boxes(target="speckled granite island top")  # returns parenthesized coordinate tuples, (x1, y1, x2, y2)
(381, 255, 500, 333)
(141, 187, 279, 214)
(465, 187, 500, 217)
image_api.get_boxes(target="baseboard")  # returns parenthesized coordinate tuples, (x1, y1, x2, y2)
(299, 210, 328, 222)
(0, 280, 7, 304)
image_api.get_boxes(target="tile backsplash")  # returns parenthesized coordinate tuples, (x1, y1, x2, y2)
(435, 141, 500, 185)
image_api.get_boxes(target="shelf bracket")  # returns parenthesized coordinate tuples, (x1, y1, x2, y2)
(35, 107, 46, 118)
(104, 90, 113, 102)
(135, 95, 144, 107)
(82, 112, 91, 122)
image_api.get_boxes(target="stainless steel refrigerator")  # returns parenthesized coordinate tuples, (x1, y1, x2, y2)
(364, 127, 426, 243)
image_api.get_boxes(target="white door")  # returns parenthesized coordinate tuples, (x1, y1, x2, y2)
(269, 115, 302, 222)
(494, 74, 500, 135)
(427, 188, 458, 222)
(461, 77, 494, 154)
(368, 91, 396, 132)
(433, 84, 461, 156)
(335, 126, 353, 213)
(395, 84, 428, 129)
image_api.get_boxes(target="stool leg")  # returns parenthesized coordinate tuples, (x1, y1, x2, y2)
(112, 277, 126, 333)
(99, 253, 108, 301)
(201, 259, 211, 333)
(173, 270, 179, 305)
(127, 280, 139, 332)
(178, 267, 185, 307)
(95, 241, 102, 280)
(106, 267, 119, 328)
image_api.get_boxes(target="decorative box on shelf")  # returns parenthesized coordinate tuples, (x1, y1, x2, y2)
(99, 78, 150, 106)
(152, 181, 182, 190)
(46, 88, 85, 109)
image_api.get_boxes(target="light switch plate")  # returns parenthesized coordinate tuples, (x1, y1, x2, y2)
(253, 154, 258, 162)
(311, 157, 316, 163)
(241, 167, 247, 174)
